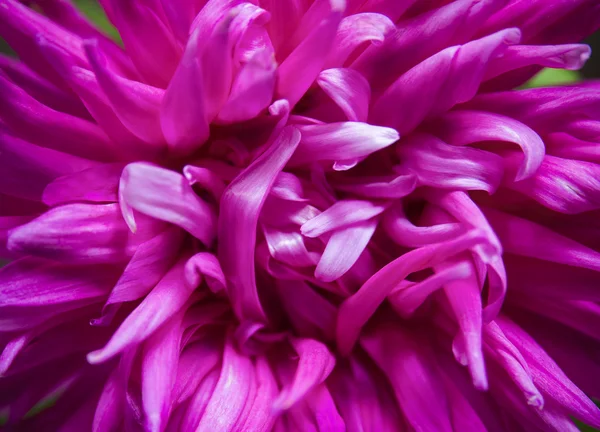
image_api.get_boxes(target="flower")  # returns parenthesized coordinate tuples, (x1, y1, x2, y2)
(1, 0, 600, 430)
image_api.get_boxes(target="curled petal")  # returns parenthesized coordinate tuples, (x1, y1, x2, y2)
(273, 338, 336, 412)
(219, 126, 301, 322)
(337, 229, 487, 354)
(119, 163, 217, 247)
(434, 110, 545, 180)
(370, 28, 521, 134)
(317, 68, 371, 122)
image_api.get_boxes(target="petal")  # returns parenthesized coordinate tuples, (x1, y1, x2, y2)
(184, 252, 227, 294)
(98, 0, 181, 87)
(0, 73, 115, 161)
(370, 28, 521, 134)
(85, 40, 166, 146)
(273, 338, 336, 412)
(504, 155, 600, 214)
(42, 163, 124, 206)
(195, 333, 255, 432)
(263, 226, 318, 268)
(0, 130, 95, 201)
(337, 229, 487, 354)
(361, 323, 454, 432)
(316, 68, 370, 122)
(383, 202, 464, 247)
(290, 122, 399, 166)
(119, 163, 217, 247)
(87, 256, 194, 363)
(235, 357, 279, 432)
(398, 133, 504, 193)
(277, 0, 344, 106)
(7, 203, 146, 264)
(315, 218, 378, 282)
(219, 126, 301, 322)
(0, 257, 116, 308)
(434, 110, 545, 181)
(301, 200, 386, 238)
(326, 12, 394, 68)
(160, 12, 234, 155)
(142, 312, 185, 432)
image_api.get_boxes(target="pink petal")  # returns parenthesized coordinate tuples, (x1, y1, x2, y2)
(85, 40, 166, 146)
(0, 130, 95, 201)
(362, 323, 454, 432)
(42, 163, 124, 206)
(291, 122, 399, 166)
(273, 338, 336, 412)
(317, 68, 371, 122)
(301, 200, 386, 238)
(398, 133, 504, 193)
(7, 203, 147, 264)
(219, 126, 300, 322)
(337, 229, 487, 354)
(434, 110, 545, 181)
(195, 333, 255, 432)
(370, 28, 521, 134)
(87, 256, 194, 363)
(315, 218, 378, 282)
(277, 0, 344, 106)
(119, 163, 217, 247)
(326, 12, 394, 68)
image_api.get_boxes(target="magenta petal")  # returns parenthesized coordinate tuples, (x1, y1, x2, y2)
(504, 155, 600, 214)
(291, 122, 399, 166)
(317, 68, 371, 123)
(219, 126, 301, 322)
(315, 218, 378, 282)
(435, 110, 545, 181)
(301, 200, 385, 238)
(370, 28, 521, 134)
(362, 323, 454, 432)
(326, 12, 394, 68)
(42, 163, 124, 206)
(0, 130, 95, 201)
(85, 40, 166, 146)
(194, 333, 254, 432)
(119, 163, 217, 247)
(142, 311, 184, 432)
(337, 229, 487, 354)
(7, 203, 142, 264)
(277, 0, 344, 107)
(87, 256, 194, 363)
(0, 257, 116, 308)
(398, 133, 505, 193)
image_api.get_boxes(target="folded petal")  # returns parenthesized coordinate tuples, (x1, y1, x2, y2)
(119, 163, 217, 247)
(434, 110, 545, 180)
(219, 126, 301, 322)
(317, 68, 371, 122)
(273, 338, 336, 411)
(398, 133, 504, 193)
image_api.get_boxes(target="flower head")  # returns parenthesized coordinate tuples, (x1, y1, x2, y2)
(1, 0, 600, 430)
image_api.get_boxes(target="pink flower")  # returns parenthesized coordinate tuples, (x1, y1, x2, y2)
(1, 0, 600, 430)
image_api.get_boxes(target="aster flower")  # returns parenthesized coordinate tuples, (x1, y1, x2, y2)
(1, 0, 600, 430)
